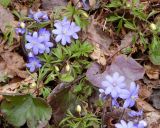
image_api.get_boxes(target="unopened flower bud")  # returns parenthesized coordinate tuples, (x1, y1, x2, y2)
(20, 22, 25, 28)
(76, 105, 81, 113)
(31, 82, 36, 87)
(55, 66, 59, 72)
(150, 23, 156, 30)
(126, 3, 131, 8)
(82, 12, 89, 18)
(66, 64, 70, 71)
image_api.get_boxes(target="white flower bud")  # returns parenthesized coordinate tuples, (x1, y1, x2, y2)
(76, 105, 81, 113)
(65, 64, 70, 72)
(31, 82, 36, 87)
(150, 23, 156, 30)
(126, 3, 131, 8)
(55, 66, 59, 72)
(20, 22, 25, 28)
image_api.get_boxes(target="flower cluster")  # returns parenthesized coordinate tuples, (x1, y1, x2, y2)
(25, 28, 53, 72)
(99, 72, 147, 127)
(52, 17, 81, 45)
(99, 72, 139, 108)
(115, 120, 147, 128)
(15, 10, 81, 73)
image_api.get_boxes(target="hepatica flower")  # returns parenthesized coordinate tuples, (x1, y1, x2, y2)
(137, 120, 147, 128)
(128, 110, 143, 117)
(52, 17, 81, 45)
(38, 28, 53, 53)
(15, 22, 26, 35)
(26, 57, 42, 72)
(123, 82, 139, 108)
(29, 9, 49, 22)
(115, 120, 137, 128)
(101, 72, 128, 98)
(25, 32, 45, 55)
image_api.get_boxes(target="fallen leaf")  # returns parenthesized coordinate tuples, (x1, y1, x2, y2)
(143, 76, 160, 89)
(137, 99, 160, 128)
(120, 32, 137, 48)
(90, 44, 106, 65)
(139, 83, 152, 99)
(86, 18, 112, 55)
(144, 64, 159, 80)
(47, 83, 77, 125)
(1, 52, 29, 78)
(86, 55, 145, 88)
(108, 55, 145, 85)
(0, 5, 14, 33)
(0, 73, 37, 94)
(149, 89, 160, 109)
(42, 0, 67, 10)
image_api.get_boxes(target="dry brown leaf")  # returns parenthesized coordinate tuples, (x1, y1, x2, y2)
(1, 52, 29, 78)
(139, 84, 152, 99)
(90, 44, 106, 65)
(85, 18, 112, 66)
(120, 32, 137, 48)
(86, 18, 112, 54)
(42, 0, 67, 10)
(0, 5, 15, 33)
(144, 64, 159, 80)
(137, 98, 156, 112)
(0, 73, 37, 96)
(149, 89, 160, 110)
(143, 76, 160, 89)
(137, 99, 160, 128)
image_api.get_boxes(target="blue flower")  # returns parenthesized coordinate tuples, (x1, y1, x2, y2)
(128, 110, 143, 117)
(137, 120, 147, 128)
(115, 120, 137, 128)
(123, 82, 139, 108)
(52, 17, 80, 45)
(69, 22, 81, 39)
(15, 22, 26, 35)
(29, 9, 49, 22)
(26, 57, 42, 72)
(38, 28, 53, 53)
(25, 32, 45, 55)
(101, 72, 128, 98)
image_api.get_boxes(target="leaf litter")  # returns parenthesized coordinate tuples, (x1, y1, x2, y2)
(0, 0, 160, 127)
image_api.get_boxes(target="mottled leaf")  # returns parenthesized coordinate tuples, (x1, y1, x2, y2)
(1, 94, 52, 128)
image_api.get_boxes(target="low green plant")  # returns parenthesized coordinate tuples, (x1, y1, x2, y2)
(64, 4, 89, 29)
(59, 110, 100, 128)
(39, 40, 93, 84)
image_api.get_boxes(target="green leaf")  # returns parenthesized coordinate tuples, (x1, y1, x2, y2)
(1, 94, 52, 128)
(132, 9, 147, 21)
(117, 19, 123, 33)
(0, 0, 11, 8)
(106, 0, 122, 8)
(149, 36, 160, 65)
(124, 21, 136, 30)
(60, 73, 74, 82)
(106, 15, 121, 22)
